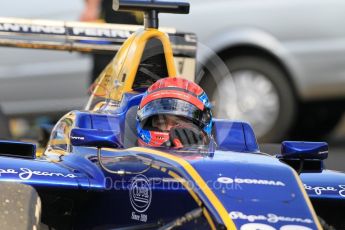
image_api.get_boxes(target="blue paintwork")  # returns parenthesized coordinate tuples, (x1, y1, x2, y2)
(0, 92, 344, 229)
(75, 112, 123, 131)
(0, 155, 89, 189)
(301, 170, 345, 200)
(70, 128, 123, 148)
(280, 141, 328, 160)
(120, 148, 318, 229)
(213, 119, 259, 152)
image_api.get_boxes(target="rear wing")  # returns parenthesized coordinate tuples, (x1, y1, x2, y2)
(0, 17, 197, 78)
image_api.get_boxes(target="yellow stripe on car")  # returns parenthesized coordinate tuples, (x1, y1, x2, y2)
(291, 169, 323, 230)
(131, 147, 237, 229)
(168, 170, 216, 229)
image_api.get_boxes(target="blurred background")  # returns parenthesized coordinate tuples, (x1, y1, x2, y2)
(1, 0, 345, 170)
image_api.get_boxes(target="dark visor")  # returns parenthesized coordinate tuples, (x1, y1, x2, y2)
(138, 98, 211, 127)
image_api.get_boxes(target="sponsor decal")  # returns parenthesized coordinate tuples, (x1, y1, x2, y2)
(0, 23, 131, 39)
(70, 136, 85, 140)
(129, 174, 151, 222)
(229, 211, 313, 224)
(0, 23, 65, 34)
(0, 20, 195, 51)
(318, 150, 328, 155)
(0, 168, 77, 180)
(217, 177, 285, 187)
(304, 184, 345, 197)
(131, 212, 148, 223)
(71, 27, 131, 39)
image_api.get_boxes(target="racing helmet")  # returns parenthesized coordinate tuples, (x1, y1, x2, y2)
(136, 77, 212, 147)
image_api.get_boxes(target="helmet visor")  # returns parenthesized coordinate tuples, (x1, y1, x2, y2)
(138, 98, 211, 128)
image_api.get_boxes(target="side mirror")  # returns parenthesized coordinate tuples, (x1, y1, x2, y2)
(277, 141, 328, 173)
(70, 128, 123, 148)
(280, 141, 328, 160)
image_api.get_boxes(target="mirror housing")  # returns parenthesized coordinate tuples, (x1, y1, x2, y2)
(279, 141, 328, 160)
(70, 128, 123, 148)
(277, 141, 328, 173)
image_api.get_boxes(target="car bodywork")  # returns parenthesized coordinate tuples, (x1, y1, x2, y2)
(3, 93, 345, 229)
(0, 1, 345, 229)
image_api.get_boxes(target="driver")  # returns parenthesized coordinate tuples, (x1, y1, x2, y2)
(136, 77, 212, 148)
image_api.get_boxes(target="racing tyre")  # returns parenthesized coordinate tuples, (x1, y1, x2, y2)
(0, 106, 11, 140)
(0, 182, 41, 230)
(200, 55, 296, 143)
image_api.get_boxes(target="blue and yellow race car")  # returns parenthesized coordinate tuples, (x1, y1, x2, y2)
(0, 1, 344, 229)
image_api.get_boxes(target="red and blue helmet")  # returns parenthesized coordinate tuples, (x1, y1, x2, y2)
(136, 77, 212, 147)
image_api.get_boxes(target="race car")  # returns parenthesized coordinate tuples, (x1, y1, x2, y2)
(0, 0, 344, 229)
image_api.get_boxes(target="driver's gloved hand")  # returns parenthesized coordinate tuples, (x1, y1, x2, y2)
(169, 124, 208, 148)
